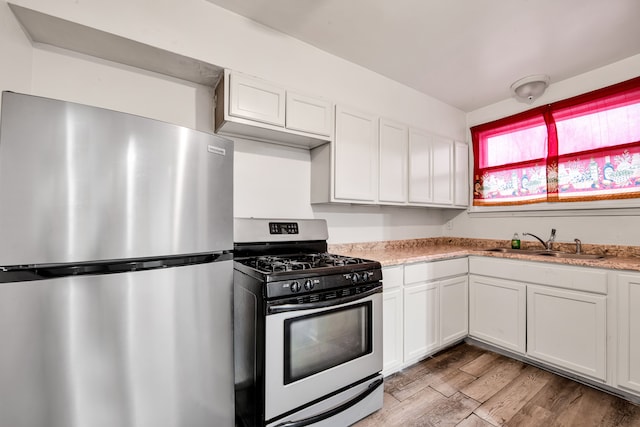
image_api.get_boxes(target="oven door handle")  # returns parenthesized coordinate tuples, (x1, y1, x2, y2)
(272, 377, 383, 427)
(267, 286, 381, 314)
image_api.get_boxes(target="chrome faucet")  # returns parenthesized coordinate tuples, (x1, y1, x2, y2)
(523, 228, 556, 250)
(574, 238, 582, 254)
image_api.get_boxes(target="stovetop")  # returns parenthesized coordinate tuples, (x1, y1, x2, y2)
(233, 218, 382, 299)
(236, 253, 372, 274)
(234, 252, 382, 300)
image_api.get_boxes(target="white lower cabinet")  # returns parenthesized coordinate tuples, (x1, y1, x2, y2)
(402, 258, 468, 366)
(380, 254, 640, 403)
(617, 272, 640, 395)
(403, 281, 440, 363)
(440, 276, 469, 346)
(469, 256, 610, 385)
(527, 285, 607, 382)
(469, 274, 526, 354)
(381, 259, 468, 376)
(382, 266, 404, 375)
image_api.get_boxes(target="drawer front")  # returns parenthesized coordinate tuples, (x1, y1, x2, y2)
(382, 265, 404, 290)
(404, 258, 468, 285)
(469, 256, 607, 294)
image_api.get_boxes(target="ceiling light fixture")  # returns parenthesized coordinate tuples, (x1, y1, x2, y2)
(510, 74, 550, 104)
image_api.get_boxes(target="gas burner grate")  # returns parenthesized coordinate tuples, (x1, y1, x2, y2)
(239, 253, 367, 273)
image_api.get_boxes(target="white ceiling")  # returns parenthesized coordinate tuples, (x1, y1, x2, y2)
(206, 0, 640, 112)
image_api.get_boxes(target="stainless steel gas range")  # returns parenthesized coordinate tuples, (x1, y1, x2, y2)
(233, 218, 383, 427)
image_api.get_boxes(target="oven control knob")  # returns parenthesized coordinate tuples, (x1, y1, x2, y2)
(350, 273, 361, 284)
(290, 281, 301, 293)
(361, 271, 371, 281)
(304, 280, 314, 290)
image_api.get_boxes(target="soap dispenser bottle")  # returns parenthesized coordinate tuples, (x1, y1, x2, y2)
(511, 233, 521, 249)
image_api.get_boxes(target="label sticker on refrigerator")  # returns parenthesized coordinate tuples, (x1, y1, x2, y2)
(207, 145, 226, 156)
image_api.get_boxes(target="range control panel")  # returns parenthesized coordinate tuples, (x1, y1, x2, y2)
(269, 222, 299, 235)
(266, 269, 382, 299)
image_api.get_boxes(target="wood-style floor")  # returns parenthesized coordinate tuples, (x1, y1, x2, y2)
(354, 342, 640, 427)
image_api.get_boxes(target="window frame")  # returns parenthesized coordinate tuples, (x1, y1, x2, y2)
(470, 76, 640, 210)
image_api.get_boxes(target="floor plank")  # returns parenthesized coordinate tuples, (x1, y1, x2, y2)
(460, 357, 527, 403)
(355, 343, 640, 426)
(459, 352, 502, 377)
(455, 413, 495, 427)
(473, 364, 554, 425)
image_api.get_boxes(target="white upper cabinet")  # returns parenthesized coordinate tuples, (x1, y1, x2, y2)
(454, 141, 469, 207)
(408, 128, 432, 204)
(333, 105, 379, 202)
(431, 135, 454, 205)
(379, 119, 408, 204)
(285, 91, 333, 136)
(310, 105, 466, 208)
(408, 130, 460, 207)
(228, 71, 286, 126)
(215, 70, 332, 149)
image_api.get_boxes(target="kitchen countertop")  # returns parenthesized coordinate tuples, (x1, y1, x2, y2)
(329, 237, 640, 272)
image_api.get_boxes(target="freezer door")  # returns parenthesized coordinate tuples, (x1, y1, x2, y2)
(0, 92, 233, 265)
(0, 260, 234, 427)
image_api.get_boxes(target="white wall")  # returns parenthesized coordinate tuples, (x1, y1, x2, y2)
(1, 0, 464, 243)
(0, 1, 31, 100)
(4, 0, 637, 246)
(450, 54, 640, 246)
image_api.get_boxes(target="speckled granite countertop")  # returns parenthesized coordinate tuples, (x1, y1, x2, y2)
(329, 237, 640, 272)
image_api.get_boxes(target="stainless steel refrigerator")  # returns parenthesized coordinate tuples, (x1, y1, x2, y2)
(0, 92, 234, 427)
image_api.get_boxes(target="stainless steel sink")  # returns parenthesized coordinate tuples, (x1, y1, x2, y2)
(483, 248, 606, 260)
(484, 247, 546, 255)
(533, 251, 606, 260)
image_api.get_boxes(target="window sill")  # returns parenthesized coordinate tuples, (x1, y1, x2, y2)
(467, 198, 640, 217)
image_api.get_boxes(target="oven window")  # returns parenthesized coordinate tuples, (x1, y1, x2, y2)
(283, 302, 372, 384)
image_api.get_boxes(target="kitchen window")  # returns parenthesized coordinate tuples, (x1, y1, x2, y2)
(471, 76, 640, 207)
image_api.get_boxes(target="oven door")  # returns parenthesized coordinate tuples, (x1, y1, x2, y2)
(264, 288, 383, 422)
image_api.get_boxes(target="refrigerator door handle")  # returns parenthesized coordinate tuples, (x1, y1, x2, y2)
(0, 252, 233, 283)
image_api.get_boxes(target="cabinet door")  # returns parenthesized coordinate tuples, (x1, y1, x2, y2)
(383, 288, 403, 376)
(440, 276, 468, 347)
(431, 135, 453, 205)
(228, 72, 285, 126)
(285, 91, 332, 136)
(408, 128, 432, 204)
(453, 141, 469, 207)
(382, 266, 403, 375)
(617, 273, 640, 394)
(334, 106, 378, 202)
(469, 275, 526, 354)
(527, 285, 606, 381)
(379, 119, 408, 204)
(403, 282, 439, 363)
